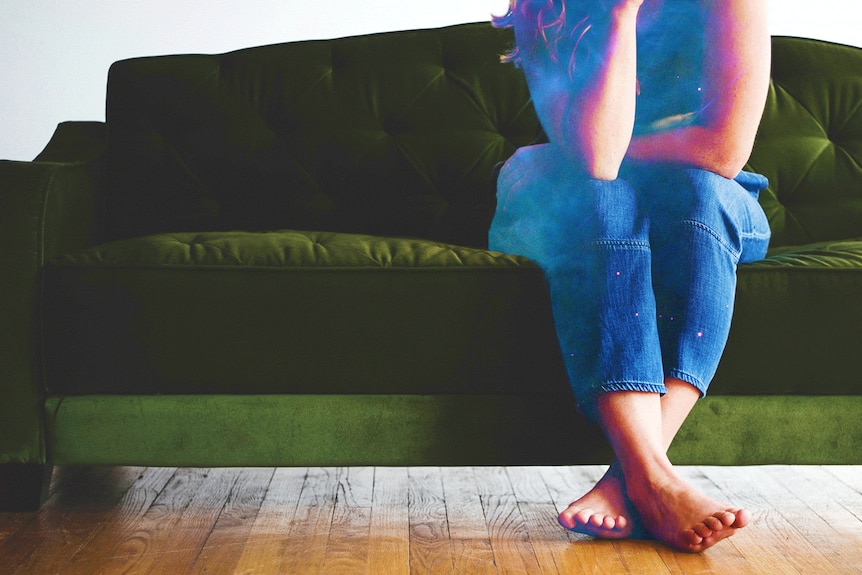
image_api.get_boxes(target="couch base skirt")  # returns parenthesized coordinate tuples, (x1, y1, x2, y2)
(44, 394, 862, 467)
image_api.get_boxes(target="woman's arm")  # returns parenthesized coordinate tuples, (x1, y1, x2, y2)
(625, 0, 771, 178)
(517, 1, 643, 180)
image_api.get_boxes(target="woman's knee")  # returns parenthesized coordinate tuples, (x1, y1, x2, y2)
(648, 168, 731, 212)
(493, 146, 647, 250)
(648, 168, 750, 254)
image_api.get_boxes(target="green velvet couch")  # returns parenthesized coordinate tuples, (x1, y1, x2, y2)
(2, 22, 861, 511)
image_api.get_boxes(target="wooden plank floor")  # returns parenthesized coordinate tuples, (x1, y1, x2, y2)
(1, 465, 860, 574)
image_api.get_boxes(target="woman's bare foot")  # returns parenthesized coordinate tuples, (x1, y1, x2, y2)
(588, 386, 750, 551)
(557, 462, 638, 539)
(626, 469, 751, 553)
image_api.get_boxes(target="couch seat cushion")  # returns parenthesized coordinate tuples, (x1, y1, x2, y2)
(753, 239, 862, 268)
(42, 230, 567, 396)
(716, 238, 862, 395)
(54, 229, 528, 268)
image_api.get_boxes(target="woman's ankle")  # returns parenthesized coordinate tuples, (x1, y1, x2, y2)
(618, 453, 677, 504)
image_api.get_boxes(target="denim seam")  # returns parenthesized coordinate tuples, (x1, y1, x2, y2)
(740, 230, 772, 241)
(599, 381, 668, 394)
(590, 239, 651, 249)
(682, 219, 741, 260)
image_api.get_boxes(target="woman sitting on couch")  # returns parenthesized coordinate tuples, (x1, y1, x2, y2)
(490, 0, 771, 552)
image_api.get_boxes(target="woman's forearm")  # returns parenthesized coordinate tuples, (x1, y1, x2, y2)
(563, 3, 641, 180)
(522, 2, 642, 180)
(626, 125, 748, 179)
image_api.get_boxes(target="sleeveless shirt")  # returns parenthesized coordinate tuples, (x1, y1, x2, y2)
(633, 0, 708, 135)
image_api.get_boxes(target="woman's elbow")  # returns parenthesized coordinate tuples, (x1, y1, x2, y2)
(583, 161, 622, 181)
(705, 146, 754, 180)
(701, 122, 760, 179)
(576, 145, 627, 181)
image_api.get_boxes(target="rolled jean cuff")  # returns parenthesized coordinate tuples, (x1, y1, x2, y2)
(600, 381, 668, 395)
(666, 369, 709, 397)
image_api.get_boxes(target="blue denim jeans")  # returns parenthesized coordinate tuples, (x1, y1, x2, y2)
(489, 144, 771, 420)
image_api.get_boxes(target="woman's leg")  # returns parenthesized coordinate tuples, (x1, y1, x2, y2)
(557, 378, 700, 539)
(490, 145, 667, 414)
(644, 167, 770, 397)
(596, 387, 750, 553)
(492, 145, 666, 539)
(491, 151, 766, 550)
(593, 168, 766, 551)
(557, 167, 768, 549)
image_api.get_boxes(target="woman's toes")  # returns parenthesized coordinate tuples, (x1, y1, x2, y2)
(732, 508, 751, 528)
(594, 514, 616, 530)
(719, 510, 738, 527)
(694, 522, 716, 538)
(559, 507, 588, 529)
(559, 507, 631, 537)
(573, 508, 594, 525)
(703, 515, 726, 532)
(683, 528, 705, 547)
(557, 468, 637, 539)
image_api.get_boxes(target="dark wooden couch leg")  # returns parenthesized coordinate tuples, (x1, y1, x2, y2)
(0, 464, 53, 511)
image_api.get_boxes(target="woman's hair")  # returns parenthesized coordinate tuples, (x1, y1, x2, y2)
(492, 0, 595, 75)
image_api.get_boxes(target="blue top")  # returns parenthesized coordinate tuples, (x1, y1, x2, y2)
(633, 1, 708, 134)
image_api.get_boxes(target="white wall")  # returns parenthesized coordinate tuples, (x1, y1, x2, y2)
(2, 0, 858, 162)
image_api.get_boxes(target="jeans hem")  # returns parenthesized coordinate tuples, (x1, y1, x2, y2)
(599, 382, 668, 395)
(665, 369, 709, 397)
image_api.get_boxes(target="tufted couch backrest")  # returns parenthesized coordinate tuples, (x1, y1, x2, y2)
(747, 36, 862, 248)
(104, 22, 536, 247)
(104, 24, 862, 249)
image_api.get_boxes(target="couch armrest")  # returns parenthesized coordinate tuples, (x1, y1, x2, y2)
(34, 121, 107, 257)
(0, 121, 106, 465)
